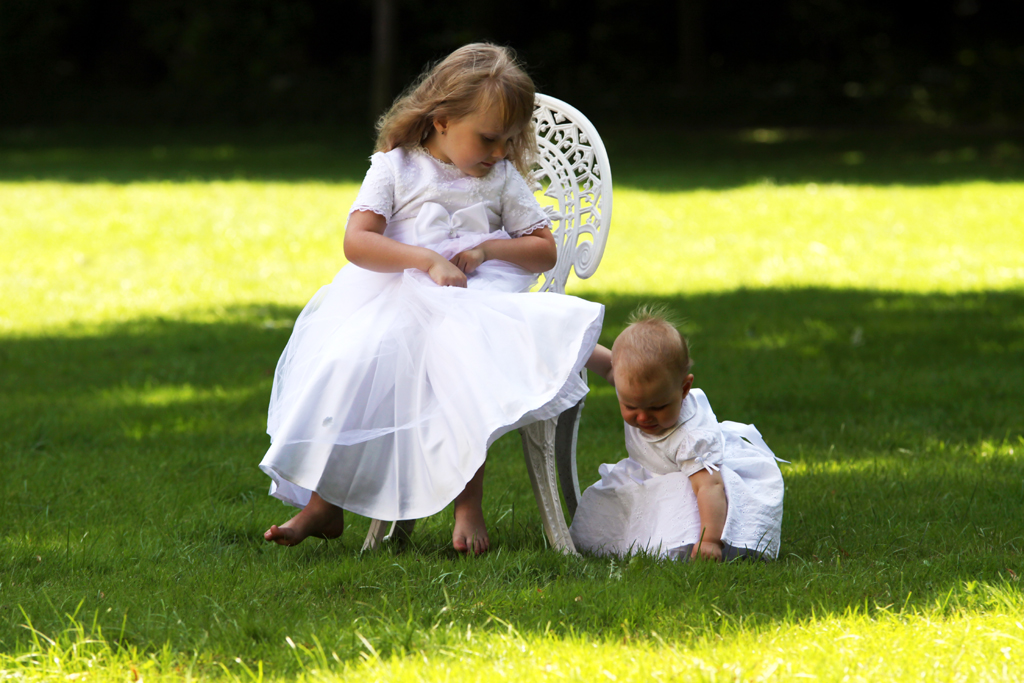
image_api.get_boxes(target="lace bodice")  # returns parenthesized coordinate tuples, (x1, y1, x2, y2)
(623, 389, 725, 478)
(350, 146, 550, 241)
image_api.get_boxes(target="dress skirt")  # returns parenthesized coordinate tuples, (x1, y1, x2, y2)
(569, 422, 784, 560)
(260, 238, 604, 521)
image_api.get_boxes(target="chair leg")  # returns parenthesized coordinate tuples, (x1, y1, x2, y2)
(389, 519, 416, 545)
(362, 519, 390, 551)
(362, 519, 416, 551)
(520, 415, 578, 555)
(554, 396, 585, 518)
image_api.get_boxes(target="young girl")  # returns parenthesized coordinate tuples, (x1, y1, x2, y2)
(574, 308, 784, 561)
(259, 44, 604, 555)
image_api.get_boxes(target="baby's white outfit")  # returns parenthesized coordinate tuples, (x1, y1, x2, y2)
(569, 389, 784, 560)
(259, 146, 604, 521)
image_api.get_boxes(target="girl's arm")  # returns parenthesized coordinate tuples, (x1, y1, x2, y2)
(344, 210, 468, 287)
(450, 228, 557, 275)
(584, 344, 614, 385)
(689, 469, 727, 561)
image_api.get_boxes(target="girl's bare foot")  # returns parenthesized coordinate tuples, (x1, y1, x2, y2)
(453, 502, 490, 555)
(264, 492, 344, 546)
(452, 463, 489, 555)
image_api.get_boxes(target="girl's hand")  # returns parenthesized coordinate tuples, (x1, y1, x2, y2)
(451, 247, 486, 274)
(428, 257, 468, 287)
(691, 540, 723, 562)
(467, 228, 557, 274)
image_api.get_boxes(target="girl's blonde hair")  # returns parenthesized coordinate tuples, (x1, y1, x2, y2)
(375, 43, 538, 177)
(612, 305, 694, 384)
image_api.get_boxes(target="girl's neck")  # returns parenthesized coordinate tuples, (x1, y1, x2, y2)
(421, 131, 453, 167)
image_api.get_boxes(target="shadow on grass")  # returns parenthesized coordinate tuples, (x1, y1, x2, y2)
(1, 125, 1022, 189)
(1, 287, 1023, 653)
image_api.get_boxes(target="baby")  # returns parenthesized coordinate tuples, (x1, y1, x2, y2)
(575, 307, 784, 561)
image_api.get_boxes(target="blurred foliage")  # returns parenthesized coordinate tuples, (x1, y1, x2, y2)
(1, 0, 1023, 127)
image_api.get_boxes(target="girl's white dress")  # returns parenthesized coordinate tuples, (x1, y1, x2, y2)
(569, 389, 784, 560)
(259, 146, 604, 521)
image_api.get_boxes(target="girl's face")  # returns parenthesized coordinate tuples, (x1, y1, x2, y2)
(427, 105, 519, 177)
(614, 370, 694, 436)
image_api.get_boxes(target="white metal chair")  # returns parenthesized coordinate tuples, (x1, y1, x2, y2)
(362, 94, 613, 554)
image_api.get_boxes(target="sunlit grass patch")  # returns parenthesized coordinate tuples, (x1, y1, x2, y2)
(583, 182, 1024, 295)
(339, 607, 1024, 682)
(4, 177, 1023, 333)
(89, 382, 257, 409)
(0, 181, 356, 333)
(4, 589, 1024, 681)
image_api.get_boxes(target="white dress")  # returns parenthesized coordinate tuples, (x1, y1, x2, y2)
(259, 146, 604, 521)
(569, 389, 785, 560)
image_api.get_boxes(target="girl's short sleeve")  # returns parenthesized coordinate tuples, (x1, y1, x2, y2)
(500, 162, 551, 237)
(675, 429, 725, 478)
(349, 153, 395, 221)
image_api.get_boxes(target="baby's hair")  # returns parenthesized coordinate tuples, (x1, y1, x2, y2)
(375, 43, 538, 177)
(612, 304, 693, 384)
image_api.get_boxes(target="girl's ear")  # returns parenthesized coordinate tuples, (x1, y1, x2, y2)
(433, 117, 448, 135)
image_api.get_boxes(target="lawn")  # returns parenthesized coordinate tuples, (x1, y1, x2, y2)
(1, 126, 1023, 681)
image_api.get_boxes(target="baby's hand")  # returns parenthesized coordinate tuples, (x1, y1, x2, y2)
(451, 247, 486, 274)
(691, 540, 723, 562)
(428, 258, 468, 287)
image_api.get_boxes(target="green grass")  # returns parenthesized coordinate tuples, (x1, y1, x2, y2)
(2, 127, 1024, 681)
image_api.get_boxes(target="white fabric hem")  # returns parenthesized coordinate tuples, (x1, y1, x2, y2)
(507, 220, 553, 239)
(348, 205, 390, 219)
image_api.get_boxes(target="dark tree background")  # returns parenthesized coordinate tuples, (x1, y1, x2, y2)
(2, 0, 1022, 127)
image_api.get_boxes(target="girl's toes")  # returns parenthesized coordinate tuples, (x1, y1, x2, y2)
(264, 524, 300, 546)
(452, 534, 469, 554)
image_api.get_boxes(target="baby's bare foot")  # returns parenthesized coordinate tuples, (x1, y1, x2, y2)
(263, 493, 344, 547)
(452, 503, 489, 555)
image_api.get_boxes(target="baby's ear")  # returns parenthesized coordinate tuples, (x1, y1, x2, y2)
(681, 373, 695, 396)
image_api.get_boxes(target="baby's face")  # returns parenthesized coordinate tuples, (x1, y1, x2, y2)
(614, 370, 693, 436)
